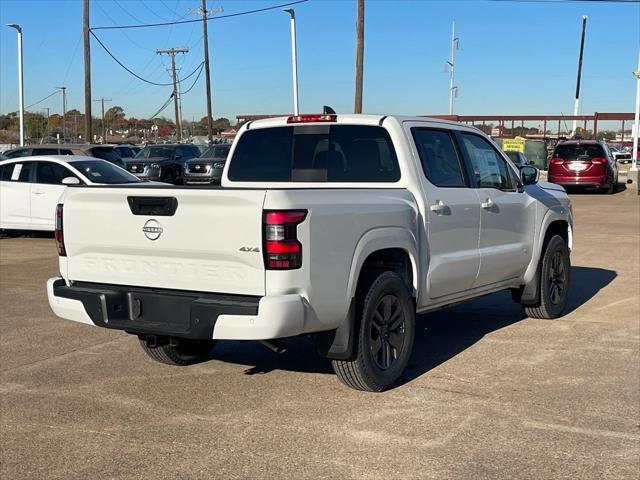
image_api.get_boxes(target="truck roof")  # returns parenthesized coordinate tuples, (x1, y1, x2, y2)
(244, 114, 464, 129)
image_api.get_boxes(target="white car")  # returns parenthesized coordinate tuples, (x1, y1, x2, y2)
(47, 114, 573, 391)
(0, 155, 141, 232)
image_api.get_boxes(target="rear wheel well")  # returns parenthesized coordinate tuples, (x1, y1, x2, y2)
(355, 249, 414, 302)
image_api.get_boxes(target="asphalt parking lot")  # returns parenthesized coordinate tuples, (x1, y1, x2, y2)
(1, 187, 638, 480)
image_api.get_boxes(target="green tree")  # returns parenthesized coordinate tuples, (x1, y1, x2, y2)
(104, 106, 125, 124)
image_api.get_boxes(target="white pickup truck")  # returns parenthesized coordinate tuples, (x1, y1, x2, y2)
(47, 114, 573, 391)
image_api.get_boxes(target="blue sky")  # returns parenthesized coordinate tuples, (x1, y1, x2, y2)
(0, 0, 638, 123)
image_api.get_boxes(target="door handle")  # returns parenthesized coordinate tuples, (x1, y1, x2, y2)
(481, 198, 493, 209)
(430, 200, 446, 212)
(32, 190, 45, 195)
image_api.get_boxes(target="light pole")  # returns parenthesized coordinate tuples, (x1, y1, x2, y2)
(7, 24, 24, 146)
(283, 8, 299, 115)
(631, 48, 639, 173)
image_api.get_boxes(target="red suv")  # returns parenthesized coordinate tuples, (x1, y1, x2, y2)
(548, 140, 618, 194)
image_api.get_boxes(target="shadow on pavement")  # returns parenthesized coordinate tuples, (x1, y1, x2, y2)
(198, 266, 617, 383)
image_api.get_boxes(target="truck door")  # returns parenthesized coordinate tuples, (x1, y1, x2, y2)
(457, 132, 535, 287)
(409, 126, 481, 299)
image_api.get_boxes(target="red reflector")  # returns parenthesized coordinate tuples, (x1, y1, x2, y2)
(287, 114, 337, 124)
(266, 240, 300, 254)
(265, 211, 307, 225)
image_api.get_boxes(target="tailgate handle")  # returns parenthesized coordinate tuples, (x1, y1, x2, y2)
(127, 196, 178, 216)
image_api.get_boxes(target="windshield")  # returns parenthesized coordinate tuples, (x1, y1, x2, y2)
(71, 160, 141, 184)
(554, 144, 604, 161)
(201, 145, 231, 158)
(135, 146, 174, 159)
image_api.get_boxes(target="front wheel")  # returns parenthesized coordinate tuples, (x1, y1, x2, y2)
(138, 338, 216, 366)
(332, 271, 415, 392)
(523, 235, 571, 319)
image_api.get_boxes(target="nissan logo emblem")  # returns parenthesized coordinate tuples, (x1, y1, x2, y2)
(195, 165, 201, 170)
(142, 219, 163, 241)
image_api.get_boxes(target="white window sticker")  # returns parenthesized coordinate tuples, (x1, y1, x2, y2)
(11, 164, 22, 181)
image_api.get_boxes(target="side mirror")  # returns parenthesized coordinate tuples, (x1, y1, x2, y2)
(520, 165, 539, 186)
(62, 176, 80, 185)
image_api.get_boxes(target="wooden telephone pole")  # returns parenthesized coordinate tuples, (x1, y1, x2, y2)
(157, 48, 188, 142)
(354, 0, 364, 114)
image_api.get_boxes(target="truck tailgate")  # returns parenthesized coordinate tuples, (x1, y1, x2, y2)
(61, 187, 267, 296)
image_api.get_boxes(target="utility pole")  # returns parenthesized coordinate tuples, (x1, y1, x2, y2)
(83, 0, 92, 143)
(571, 15, 587, 137)
(445, 20, 459, 116)
(56, 86, 67, 142)
(157, 48, 188, 141)
(93, 97, 111, 143)
(196, 2, 223, 144)
(354, 0, 364, 114)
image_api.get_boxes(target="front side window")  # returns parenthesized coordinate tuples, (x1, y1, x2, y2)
(35, 161, 76, 185)
(228, 125, 400, 183)
(461, 133, 513, 190)
(135, 146, 174, 159)
(412, 129, 466, 187)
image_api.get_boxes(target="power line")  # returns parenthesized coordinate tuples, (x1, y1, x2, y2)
(181, 62, 205, 95)
(91, 0, 309, 30)
(95, 1, 155, 52)
(62, 34, 82, 85)
(150, 93, 175, 119)
(113, 0, 146, 24)
(90, 30, 202, 86)
(140, 0, 174, 22)
(25, 90, 59, 109)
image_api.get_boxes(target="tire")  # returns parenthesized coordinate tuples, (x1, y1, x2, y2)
(523, 235, 571, 319)
(331, 271, 415, 392)
(138, 338, 216, 366)
(605, 173, 615, 194)
(160, 169, 176, 184)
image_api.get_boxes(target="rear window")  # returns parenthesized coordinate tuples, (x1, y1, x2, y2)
(135, 146, 174, 159)
(71, 160, 141, 184)
(228, 125, 400, 183)
(554, 143, 604, 161)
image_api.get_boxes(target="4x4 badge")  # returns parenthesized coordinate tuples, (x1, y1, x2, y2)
(239, 247, 260, 252)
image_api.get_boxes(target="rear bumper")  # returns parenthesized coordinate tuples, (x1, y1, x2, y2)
(47, 277, 305, 340)
(548, 175, 607, 188)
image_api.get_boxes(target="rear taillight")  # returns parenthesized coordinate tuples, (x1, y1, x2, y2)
(286, 114, 337, 124)
(590, 157, 606, 164)
(263, 210, 307, 270)
(55, 203, 66, 256)
(549, 157, 564, 165)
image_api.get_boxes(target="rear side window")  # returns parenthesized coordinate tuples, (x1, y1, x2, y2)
(412, 129, 466, 187)
(228, 125, 400, 183)
(4, 149, 29, 159)
(35, 161, 75, 185)
(3, 162, 33, 182)
(90, 147, 120, 163)
(554, 144, 604, 161)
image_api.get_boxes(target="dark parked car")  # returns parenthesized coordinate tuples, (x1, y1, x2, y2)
(504, 151, 531, 168)
(183, 144, 231, 185)
(110, 144, 140, 161)
(124, 144, 201, 184)
(2, 144, 124, 166)
(548, 140, 618, 194)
